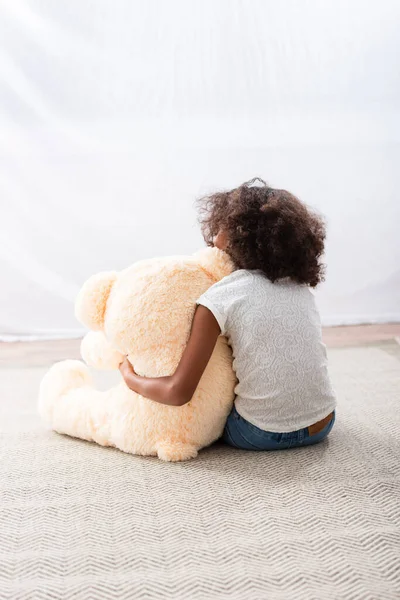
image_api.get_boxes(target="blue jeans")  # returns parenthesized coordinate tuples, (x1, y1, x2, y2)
(223, 406, 335, 450)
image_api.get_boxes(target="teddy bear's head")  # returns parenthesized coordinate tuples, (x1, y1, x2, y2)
(75, 248, 234, 377)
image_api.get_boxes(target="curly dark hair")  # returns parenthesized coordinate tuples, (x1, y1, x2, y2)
(197, 178, 326, 287)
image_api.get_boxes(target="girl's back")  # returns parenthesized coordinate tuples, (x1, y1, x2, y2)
(198, 268, 336, 433)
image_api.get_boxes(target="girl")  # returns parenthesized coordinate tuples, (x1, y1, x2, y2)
(119, 178, 336, 450)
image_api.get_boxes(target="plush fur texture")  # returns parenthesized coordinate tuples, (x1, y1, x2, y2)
(38, 248, 236, 461)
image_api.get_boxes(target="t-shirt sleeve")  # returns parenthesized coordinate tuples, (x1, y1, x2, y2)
(196, 282, 229, 335)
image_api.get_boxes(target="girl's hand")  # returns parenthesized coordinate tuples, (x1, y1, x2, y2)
(119, 356, 136, 381)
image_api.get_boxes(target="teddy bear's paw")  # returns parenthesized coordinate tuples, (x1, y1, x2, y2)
(80, 331, 124, 370)
(38, 360, 92, 423)
(156, 442, 199, 462)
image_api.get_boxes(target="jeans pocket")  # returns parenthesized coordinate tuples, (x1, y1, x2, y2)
(278, 432, 300, 448)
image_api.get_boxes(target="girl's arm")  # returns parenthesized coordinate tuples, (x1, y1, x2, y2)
(119, 305, 221, 406)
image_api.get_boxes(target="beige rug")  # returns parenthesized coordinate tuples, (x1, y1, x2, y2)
(1, 343, 400, 599)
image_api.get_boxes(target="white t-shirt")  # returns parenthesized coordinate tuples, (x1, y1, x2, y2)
(197, 269, 336, 433)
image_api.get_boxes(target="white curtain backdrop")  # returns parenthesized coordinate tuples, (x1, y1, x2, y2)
(1, 0, 399, 340)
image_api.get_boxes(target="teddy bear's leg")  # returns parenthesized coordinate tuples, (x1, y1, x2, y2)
(156, 441, 199, 462)
(38, 359, 113, 447)
(39, 360, 91, 422)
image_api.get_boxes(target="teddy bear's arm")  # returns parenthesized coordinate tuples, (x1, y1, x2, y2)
(75, 271, 117, 331)
(80, 331, 124, 370)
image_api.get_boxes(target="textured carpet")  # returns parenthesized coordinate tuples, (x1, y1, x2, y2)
(1, 343, 400, 600)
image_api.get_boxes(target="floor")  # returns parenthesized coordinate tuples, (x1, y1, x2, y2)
(1, 324, 400, 367)
(1, 326, 400, 599)
(322, 323, 400, 347)
(0, 330, 400, 600)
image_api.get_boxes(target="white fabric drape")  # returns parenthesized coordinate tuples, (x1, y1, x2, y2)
(1, 0, 399, 339)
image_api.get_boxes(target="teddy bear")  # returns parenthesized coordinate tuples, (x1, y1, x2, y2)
(38, 248, 236, 461)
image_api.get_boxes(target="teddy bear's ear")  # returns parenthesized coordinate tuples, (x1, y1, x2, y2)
(75, 271, 118, 331)
(194, 247, 235, 282)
